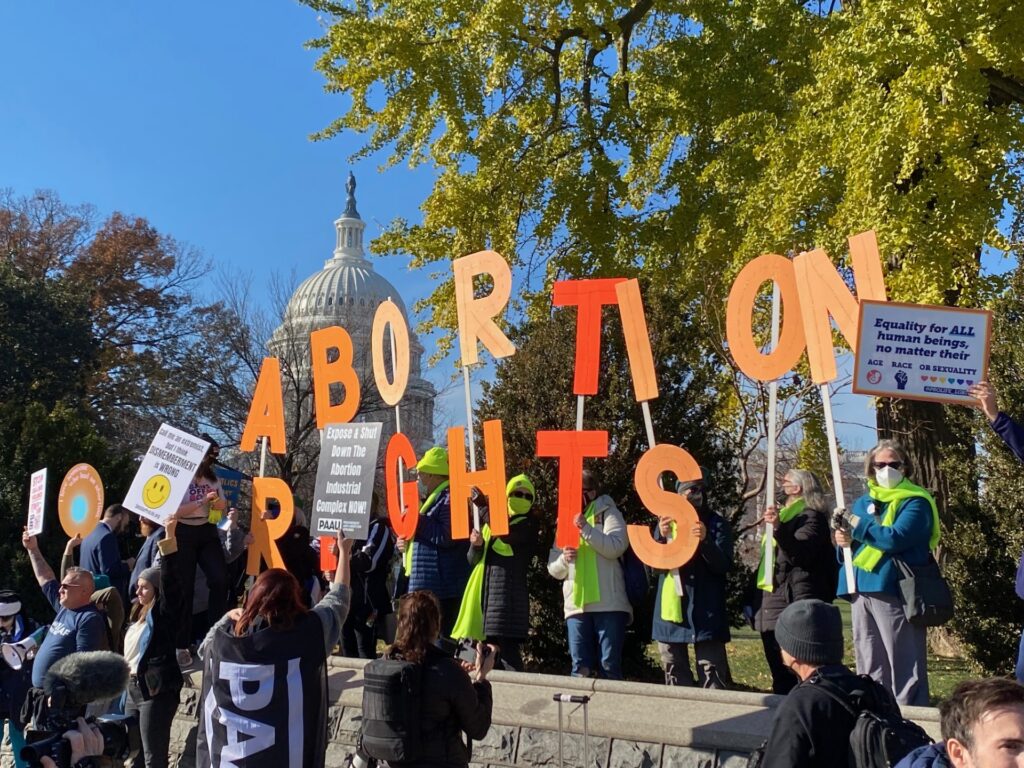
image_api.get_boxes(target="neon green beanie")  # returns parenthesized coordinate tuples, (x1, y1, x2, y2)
(417, 446, 449, 476)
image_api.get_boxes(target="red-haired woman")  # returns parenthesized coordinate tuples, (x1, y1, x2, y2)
(194, 530, 353, 768)
(365, 591, 494, 767)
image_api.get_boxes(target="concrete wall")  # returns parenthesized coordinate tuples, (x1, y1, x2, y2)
(153, 657, 941, 768)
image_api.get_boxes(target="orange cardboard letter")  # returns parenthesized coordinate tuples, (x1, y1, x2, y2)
(385, 432, 419, 540)
(240, 357, 287, 453)
(628, 445, 701, 569)
(793, 234, 886, 383)
(372, 299, 410, 406)
(725, 254, 805, 382)
(310, 326, 361, 428)
(453, 250, 515, 366)
(552, 278, 625, 395)
(448, 420, 508, 540)
(614, 279, 659, 402)
(247, 477, 294, 575)
(535, 430, 609, 548)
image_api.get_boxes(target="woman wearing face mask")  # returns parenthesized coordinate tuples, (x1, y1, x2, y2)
(755, 469, 836, 694)
(651, 469, 733, 688)
(833, 439, 940, 706)
(453, 474, 539, 671)
(548, 469, 631, 679)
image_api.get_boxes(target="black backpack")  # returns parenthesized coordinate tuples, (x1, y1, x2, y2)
(359, 656, 423, 762)
(815, 674, 933, 768)
(745, 674, 932, 768)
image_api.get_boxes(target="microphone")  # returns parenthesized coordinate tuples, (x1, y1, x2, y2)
(43, 651, 129, 709)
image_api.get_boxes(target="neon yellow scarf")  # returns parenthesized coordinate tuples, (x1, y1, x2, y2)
(451, 515, 525, 641)
(572, 502, 600, 608)
(402, 480, 450, 576)
(659, 521, 684, 622)
(851, 479, 940, 572)
(756, 499, 806, 591)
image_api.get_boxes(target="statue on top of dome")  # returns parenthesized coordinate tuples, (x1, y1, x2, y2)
(344, 171, 360, 218)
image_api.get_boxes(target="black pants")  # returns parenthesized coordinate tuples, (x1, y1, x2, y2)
(439, 596, 461, 639)
(124, 681, 180, 768)
(489, 636, 524, 671)
(174, 522, 227, 649)
(342, 613, 380, 659)
(761, 630, 797, 695)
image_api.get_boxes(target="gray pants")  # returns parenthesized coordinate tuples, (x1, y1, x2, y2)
(851, 592, 929, 706)
(657, 641, 732, 688)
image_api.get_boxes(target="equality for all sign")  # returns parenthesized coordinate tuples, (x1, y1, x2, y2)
(312, 422, 383, 540)
(123, 424, 210, 524)
(853, 300, 992, 405)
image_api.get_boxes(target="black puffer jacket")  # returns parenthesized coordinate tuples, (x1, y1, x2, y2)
(389, 645, 493, 768)
(469, 511, 537, 640)
(755, 505, 836, 632)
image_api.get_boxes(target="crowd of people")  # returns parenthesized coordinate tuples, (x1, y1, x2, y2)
(4, 384, 1024, 766)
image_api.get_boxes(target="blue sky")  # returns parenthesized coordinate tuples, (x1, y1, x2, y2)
(0, 2, 883, 449)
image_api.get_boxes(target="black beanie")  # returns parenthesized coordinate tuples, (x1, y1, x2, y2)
(775, 599, 844, 666)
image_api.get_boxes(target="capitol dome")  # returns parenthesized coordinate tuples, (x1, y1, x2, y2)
(268, 172, 436, 455)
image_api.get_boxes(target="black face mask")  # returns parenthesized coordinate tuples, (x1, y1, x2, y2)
(688, 491, 704, 509)
(775, 488, 789, 506)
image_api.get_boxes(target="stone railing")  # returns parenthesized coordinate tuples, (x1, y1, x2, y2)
(159, 657, 942, 768)
(1, 657, 942, 767)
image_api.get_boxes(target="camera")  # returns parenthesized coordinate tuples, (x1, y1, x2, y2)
(22, 714, 141, 768)
(455, 638, 492, 666)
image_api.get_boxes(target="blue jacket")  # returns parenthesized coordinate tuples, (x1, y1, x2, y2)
(837, 493, 934, 598)
(81, 522, 130, 604)
(408, 487, 472, 600)
(130, 528, 165, 600)
(894, 743, 950, 768)
(993, 412, 1024, 462)
(651, 508, 732, 644)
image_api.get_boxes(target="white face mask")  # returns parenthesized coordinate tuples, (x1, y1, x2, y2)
(874, 466, 904, 489)
(417, 478, 429, 500)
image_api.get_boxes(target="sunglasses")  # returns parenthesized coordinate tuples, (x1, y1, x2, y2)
(872, 461, 903, 470)
(510, 491, 534, 501)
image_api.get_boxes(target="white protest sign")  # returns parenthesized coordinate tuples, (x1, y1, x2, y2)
(853, 300, 992, 405)
(27, 468, 47, 536)
(123, 424, 210, 524)
(312, 422, 383, 539)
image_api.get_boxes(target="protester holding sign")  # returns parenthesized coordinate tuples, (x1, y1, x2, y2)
(968, 380, 1024, 684)
(453, 473, 539, 671)
(833, 440, 940, 706)
(548, 469, 631, 680)
(396, 447, 471, 637)
(130, 515, 165, 602)
(124, 519, 185, 768)
(756, 469, 836, 694)
(651, 471, 733, 688)
(342, 496, 395, 659)
(196, 529, 353, 768)
(172, 437, 228, 666)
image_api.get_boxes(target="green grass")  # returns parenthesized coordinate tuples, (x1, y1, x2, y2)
(647, 602, 974, 706)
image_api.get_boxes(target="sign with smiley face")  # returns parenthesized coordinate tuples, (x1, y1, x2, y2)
(123, 423, 211, 524)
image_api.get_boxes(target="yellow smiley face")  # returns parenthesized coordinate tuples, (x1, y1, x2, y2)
(142, 474, 171, 509)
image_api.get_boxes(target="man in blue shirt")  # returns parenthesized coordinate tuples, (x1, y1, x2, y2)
(79, 504, 134, 606)
(21, 530, 107, 688)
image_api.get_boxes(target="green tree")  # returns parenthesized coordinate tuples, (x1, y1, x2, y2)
(0, 189, 216, 455)
(0, 262, 132, 617)
(795, 409, 834, 493)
